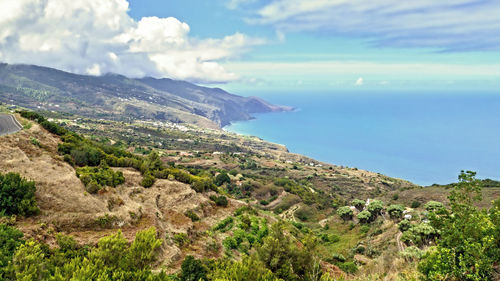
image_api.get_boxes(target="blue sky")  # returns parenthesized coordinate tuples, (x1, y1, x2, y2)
(126, 0, 500, 92)
(1, 0, 499, 92)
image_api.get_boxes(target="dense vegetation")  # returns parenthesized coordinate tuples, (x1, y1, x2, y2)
(0, 173, 39, 217)
(8, 110, 499, 280)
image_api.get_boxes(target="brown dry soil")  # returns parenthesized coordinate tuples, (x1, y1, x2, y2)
(0, 117, 243, 271)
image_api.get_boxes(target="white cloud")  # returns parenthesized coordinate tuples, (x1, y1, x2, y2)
(252, 0, 500, 50)
(355, 77, 364, 86)
(0, 0, 264, 83)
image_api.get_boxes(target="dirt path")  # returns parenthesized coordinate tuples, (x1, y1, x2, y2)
(396, 231, 405, 252)
(279, 204, 300, 222)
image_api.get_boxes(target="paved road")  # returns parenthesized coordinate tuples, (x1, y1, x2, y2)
(0, 114, 23, 136)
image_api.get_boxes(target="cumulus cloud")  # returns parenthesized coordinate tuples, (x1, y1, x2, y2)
(251, 0, 500, 51)
(0, 0, 265, 83)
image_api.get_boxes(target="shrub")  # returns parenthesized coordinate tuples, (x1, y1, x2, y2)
(0, 173, 39, 216)
(210, 195, 228, 207)
(295, 206, 315, 221)
(214, 172, 230, 186)
(411, 201, 421, 208)
(173, 233, 190, 247)
(357, 210, 372, 224)
(337, 206, 354, 221)
(392, 193, 399, 200)
(184, 210, 200, 222)
(180, 256, 207, 281)
(387, 204, 405, 219)
(141, 172, 155, 188)
(213, 217, 234, 232)
(424, 201, 444, 212)
(0, 224, 24, 278)
(338, 261, 358, 274)
(400, 246, 424, 262)
(76, 163, 125, 189)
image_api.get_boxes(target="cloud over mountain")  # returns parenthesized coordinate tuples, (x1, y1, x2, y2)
(0, 0, 264, 83)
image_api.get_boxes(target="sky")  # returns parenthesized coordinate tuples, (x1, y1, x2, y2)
(1, 0, 500, 92)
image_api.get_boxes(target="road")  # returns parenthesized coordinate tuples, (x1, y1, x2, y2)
(0, 114, 23, 136)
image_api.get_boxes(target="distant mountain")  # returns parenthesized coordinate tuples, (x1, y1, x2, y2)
(0, 63, 292, 128)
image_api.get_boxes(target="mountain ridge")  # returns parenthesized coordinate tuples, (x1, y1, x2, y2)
(0, 63, 292, 128)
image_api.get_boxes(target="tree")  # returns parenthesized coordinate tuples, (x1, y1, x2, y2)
(366, 200, 384, 218)
(387, 204, 405, 219)
(337, 206, 353, 221)
(0, 172, 39, 216)
(350, 199, 365, 211)
(418, 171, 499, 280)
(357, 210, 372, 224)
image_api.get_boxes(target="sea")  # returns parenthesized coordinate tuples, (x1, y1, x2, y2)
(224, 91, 500, 186)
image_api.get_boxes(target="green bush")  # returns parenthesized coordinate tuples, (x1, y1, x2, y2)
(173, 233, 190, 247)
(423, 201, 444, 212)
(338, 261, 358, 274)
(184, 210, 200, 222)
(0, 173, 39, 216)
(76, 162, 125, 189)
(411, 201, 421, 208)
(180, 256, 207, 281)
(214, 172, 230, 186)
(0, 224, 24, 278)
(400, 246, 424, 262)
(337, 206, 354, 221)
(141, 172, 156, 188)
(213, 217, 234, 232)
(210, 195, 228, 207)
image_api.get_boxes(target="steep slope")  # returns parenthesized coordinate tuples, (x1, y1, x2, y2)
(0, 116, 243, 269)
(0, 63, 291, 128)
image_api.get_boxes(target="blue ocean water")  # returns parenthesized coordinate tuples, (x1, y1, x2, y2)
(225, 91, 500, 185)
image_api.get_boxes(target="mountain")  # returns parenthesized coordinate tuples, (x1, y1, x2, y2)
(0, 63, 292, 128)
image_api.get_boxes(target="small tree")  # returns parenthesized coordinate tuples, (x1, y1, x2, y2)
(337, 206, 353, 221)
(387, 204, 405, 219)
(357, 210, 372, 224)
(351, 199, 365, 211)
(367, 200, 384, 218)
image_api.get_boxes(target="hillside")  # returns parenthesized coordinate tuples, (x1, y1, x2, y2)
(0, 108, 498, 280)
(0, 63, 292, 128)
